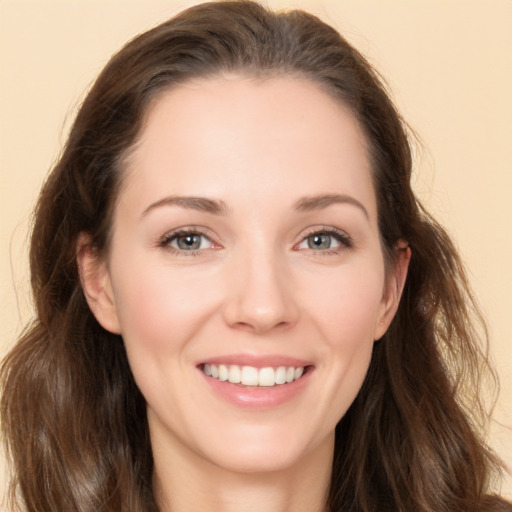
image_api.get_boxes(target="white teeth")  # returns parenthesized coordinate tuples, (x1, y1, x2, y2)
(228, 365, 241, 383)
(275, 366, 287, 385)
(218, 364, 228, 382)
(203, 364, 306, 386)
(241, 366, 259, 386)
(258, 367, 275, 387)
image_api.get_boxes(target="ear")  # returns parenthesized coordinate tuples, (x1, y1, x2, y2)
(374, 241, 411, 341)
(77, 233, 121, 334)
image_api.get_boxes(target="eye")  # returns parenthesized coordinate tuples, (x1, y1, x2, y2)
(296, 228, 352, 252)
(160, 229, 215, 253)
(304, 233, 339, 250)
(172, 233, 210, 250)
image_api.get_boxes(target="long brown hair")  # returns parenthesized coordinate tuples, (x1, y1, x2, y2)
(1, 2, 509, 511)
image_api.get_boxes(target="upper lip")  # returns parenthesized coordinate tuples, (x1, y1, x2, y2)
(198, 354, 314, 368)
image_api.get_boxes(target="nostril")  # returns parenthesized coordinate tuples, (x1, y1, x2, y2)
(231, 321, 258, 332)
(222, 270, 300, 333)
(229, 319, 293, 334)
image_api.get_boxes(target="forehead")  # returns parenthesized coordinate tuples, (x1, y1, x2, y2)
(119, 74, 376, 219)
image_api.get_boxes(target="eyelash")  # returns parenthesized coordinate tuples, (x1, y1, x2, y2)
(296, 226, 353, 255)
(158, 226, 353, 256)
(158, 227, 216, 257)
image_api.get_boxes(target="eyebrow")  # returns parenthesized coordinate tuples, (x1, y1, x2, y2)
(294, 193, 369, 219)
(141, 193, 368, 219)
(141, 196, 230, 218)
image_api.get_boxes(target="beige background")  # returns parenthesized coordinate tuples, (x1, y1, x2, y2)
(1, 0, 511, 505)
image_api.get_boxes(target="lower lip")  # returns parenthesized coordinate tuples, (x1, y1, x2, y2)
(200, 368, 313, 409)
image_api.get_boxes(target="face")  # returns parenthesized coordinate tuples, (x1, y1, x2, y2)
(82, 75, 407, 476)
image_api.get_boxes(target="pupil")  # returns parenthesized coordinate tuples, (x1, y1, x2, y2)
(179, 235, 200, 250)
(309, 234, 330, 249)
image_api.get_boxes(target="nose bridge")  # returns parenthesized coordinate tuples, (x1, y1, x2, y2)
(223, 234, 298, 333)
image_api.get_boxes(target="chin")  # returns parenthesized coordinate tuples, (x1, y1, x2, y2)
(206, 445, 308, 475)
(194, 423, 333, 476)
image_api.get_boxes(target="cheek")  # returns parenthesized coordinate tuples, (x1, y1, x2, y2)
(306, 262, 385, 343)
(109, 254, 221, 361)
(108, 258, 227, 420)
(304, 263, 384, 406)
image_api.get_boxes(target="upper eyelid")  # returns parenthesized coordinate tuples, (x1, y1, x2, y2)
(159, 226, 219, 248)
(294, 226, 353, 249)
(297, 225, 351, 240)
(161, 225, 215, 239)
(302, 225, 346, 234)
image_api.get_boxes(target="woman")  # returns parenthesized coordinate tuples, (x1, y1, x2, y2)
(1, 1, 510, 511)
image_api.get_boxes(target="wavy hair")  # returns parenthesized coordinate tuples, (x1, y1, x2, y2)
(1, 1, 509, 511)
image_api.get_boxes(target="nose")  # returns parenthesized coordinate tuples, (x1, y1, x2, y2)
(222, 246, 299, 334)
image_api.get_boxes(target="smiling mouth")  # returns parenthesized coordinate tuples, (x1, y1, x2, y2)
(201, 364, 307, 387)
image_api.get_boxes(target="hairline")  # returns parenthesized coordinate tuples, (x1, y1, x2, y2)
(100, 68, 394, 276)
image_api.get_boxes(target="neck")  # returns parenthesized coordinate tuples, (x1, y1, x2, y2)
(153, 434, 333, 512)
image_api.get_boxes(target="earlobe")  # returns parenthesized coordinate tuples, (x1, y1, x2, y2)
(374, 242, 411, 340)
(77, 233, 121, 334)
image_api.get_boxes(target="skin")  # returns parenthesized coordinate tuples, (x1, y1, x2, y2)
(79, 75, 410, 512)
